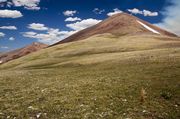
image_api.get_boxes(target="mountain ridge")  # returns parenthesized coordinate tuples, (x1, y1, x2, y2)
(0, 42, 47, 64)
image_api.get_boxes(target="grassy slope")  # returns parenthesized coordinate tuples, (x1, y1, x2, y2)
(0, 34, 180, 119)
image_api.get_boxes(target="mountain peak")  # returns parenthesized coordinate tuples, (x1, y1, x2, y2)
(52, 13, 177, 46)
(109, 12, 133, 17)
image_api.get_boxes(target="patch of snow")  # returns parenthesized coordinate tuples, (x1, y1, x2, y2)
(0, 61, 2, 64)
(137, 20, 160, 34)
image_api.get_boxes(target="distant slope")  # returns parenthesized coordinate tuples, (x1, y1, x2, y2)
(52, 13, 177, 46)
(0, 42, 47, 64)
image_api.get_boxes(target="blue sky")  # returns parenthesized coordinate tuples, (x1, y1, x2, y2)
(0, 0, 179, 52)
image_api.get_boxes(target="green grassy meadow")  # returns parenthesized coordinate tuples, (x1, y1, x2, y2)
(0, 34, 180, 119)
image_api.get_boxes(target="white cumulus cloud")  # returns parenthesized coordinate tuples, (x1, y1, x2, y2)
(143, 10, 158, 16)
(23, 18, 102, 44)
(23, 28, 77, 44)
(155, 0, 180, 35)
(12, 0, 40, 10)
(22, 31, 37, 37)
(63, 10, 77, 16)
(66, 18, 102, 31)
(107, 8, 123, 16)
(128, 8, 158, 17)
(9, 37, 15, 41)
(0, 9, 23, 18)
(0, 26, 17, 30)
(0, 32, 5, 37)
(128, 8, 143, 15)
(0, 0, 40, 10)
(93, 8, 105, 14)
(28, 23, 48, 31)
(65, 17, 81, 22)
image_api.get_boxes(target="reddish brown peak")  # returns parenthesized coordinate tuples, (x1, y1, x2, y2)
(0, 42, 48, 64)
(52, 12, 177, 46)
(101, 12, 139, 24)
(109, 13, 177, 37)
